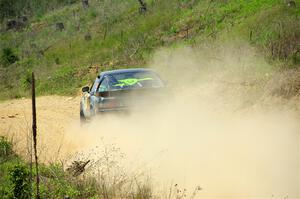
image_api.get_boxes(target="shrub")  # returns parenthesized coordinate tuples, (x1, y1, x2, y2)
(9, 164, 31, 199)
(1, 48, 19, 67)
(21, 70, 32, 90)
(0, 136, 14, 163)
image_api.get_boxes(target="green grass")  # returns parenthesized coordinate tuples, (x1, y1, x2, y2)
(0, 136, 153, 198)
(0, 0, 299, 100)
(0, 156, 98, 198)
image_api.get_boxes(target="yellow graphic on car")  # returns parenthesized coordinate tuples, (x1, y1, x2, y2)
(114, 77, 153, 87)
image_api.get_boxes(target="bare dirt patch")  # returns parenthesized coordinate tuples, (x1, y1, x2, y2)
(0, 96, 79, 162)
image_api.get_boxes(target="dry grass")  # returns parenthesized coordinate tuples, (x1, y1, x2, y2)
(265, 68, 300, 98)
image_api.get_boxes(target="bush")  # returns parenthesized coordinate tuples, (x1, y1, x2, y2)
(9, 164, 31, 199)
(0, 136, 14, 163)
(1, 48, 19, 67)
(21, 70, 32, 90)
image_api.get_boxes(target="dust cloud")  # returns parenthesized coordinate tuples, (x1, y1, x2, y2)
(63, 43, 300, 198)
(0, 43, 298, 198)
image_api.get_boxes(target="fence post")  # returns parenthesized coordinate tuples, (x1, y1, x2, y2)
(32, 72, 40, 199)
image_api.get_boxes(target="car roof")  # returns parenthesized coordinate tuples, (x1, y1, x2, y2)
(99, 68, 155, 76)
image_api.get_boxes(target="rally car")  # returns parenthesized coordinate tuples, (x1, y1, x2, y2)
(80, 68, 166, 121)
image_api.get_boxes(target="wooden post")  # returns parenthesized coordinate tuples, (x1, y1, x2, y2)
(32, 72, 40, 199)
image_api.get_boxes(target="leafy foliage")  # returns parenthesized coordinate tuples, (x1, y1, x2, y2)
(0, 136, 14, 163)
(9, 164, 31, 199)
(1, 48, 19, 67)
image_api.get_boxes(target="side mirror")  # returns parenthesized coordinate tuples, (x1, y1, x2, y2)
(82, 86, 89, 93)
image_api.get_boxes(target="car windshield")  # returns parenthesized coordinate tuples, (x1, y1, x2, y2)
(105, 71, 164, 91)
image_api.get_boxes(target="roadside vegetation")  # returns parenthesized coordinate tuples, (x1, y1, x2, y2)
(0, 136, 154, 199)
(0, 136, 97, 198)
(0, 0, 299, 100)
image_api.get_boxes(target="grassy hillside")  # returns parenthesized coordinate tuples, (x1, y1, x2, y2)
(0, 0, 299, 100)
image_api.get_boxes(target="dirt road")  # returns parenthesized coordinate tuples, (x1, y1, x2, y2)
(0, 94, 299, 198)
(0, 96, 80, 162)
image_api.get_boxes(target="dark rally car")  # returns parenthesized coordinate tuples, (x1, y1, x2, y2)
(80, 68, 166, 121)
